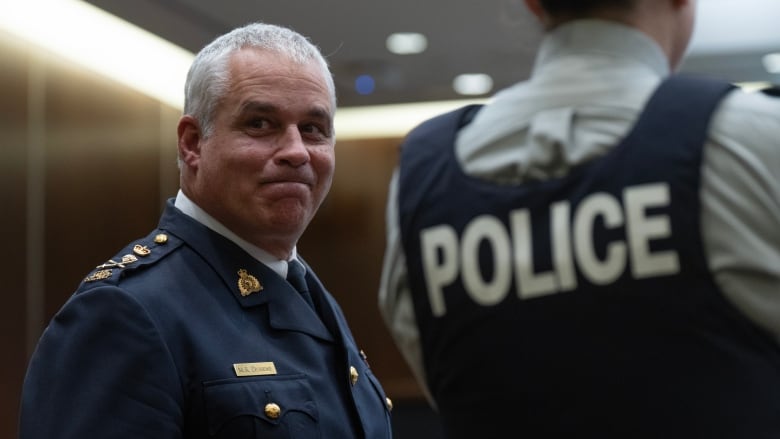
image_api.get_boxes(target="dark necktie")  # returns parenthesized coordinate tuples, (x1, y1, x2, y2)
(287, 259, 315, 310)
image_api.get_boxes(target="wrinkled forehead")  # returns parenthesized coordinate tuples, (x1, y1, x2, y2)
(225, 48, 335, 113)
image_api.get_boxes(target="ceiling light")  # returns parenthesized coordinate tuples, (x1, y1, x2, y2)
(386, 32, 428, 55)
(335, 99, 487, 140)
(762, 53, 780, 74)
(453, 74, 494, 96)
(0, 0, 194, 109)
(354, 74, 376, 95)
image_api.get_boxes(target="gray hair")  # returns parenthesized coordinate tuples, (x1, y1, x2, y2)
(183, 22, 336, 138)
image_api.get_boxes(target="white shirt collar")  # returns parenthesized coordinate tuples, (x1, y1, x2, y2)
(532, 19, 670, 79)
(454, 19, 671, 183)
(174, 190, 297, 277)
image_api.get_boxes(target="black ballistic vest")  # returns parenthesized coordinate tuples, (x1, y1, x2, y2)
(398, 76, 780, 438)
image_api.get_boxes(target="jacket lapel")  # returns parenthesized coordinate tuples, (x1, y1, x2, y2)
(158, 202, 335, 342)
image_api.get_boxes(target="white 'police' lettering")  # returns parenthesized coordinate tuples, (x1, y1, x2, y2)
(420, 183, 679, 317)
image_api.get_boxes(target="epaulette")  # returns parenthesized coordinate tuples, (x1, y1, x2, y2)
(80, 230, 183, 287)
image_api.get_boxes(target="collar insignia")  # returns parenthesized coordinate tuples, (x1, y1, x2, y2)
(237, 269, 263, 296)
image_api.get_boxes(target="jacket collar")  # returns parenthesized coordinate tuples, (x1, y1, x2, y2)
(157, 200, 335, 342)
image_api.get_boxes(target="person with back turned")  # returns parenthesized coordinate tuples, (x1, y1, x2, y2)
(379, 0, 780, 437)
(20, 22, 393, 438)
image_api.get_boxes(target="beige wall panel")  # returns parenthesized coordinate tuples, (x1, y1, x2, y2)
(42, 62, 171, 319)
(159, 106, 183, 201)
(0, 35, 31, 439)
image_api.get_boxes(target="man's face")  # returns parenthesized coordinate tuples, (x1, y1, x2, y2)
(183, 48, 335, 258)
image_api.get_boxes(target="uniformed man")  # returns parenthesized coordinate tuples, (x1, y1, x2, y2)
(379, 0, 780, 437)
(20, 22, 393, 438)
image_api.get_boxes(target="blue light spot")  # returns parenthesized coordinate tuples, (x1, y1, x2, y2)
(355, 75, 375, 95)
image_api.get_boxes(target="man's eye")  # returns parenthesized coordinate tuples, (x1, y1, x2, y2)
(300, 124, 330, 138)
(249, 119, 268, 129)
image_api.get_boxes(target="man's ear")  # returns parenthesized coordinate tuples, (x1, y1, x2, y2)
(177, 115, 202, 168)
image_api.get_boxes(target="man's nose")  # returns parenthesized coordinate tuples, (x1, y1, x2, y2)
(277, 126, 309, 166)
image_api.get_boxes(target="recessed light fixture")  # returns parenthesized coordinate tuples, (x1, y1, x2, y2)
(386, 32, 428, 55)
(453, 73, 494, 96)
(355, 74, 376, 95)
(762, 53, 780, 74)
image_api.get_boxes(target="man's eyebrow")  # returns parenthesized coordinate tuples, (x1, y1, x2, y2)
(238, 101, 332, 121)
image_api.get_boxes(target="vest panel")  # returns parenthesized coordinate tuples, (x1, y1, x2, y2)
(398, 76, 780, 438)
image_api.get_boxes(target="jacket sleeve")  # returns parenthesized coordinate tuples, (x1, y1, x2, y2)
(20, 285, 184, 438)
(704, 89, 780, 344)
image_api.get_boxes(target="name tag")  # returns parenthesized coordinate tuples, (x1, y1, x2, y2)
(233, 362, 277, 377)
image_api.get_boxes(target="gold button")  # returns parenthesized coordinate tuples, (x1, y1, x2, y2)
(349, 366, 359, 386)
(385, 397, 393, 412)
(154, 233, 168, 244)
(264, 402, 281, 419)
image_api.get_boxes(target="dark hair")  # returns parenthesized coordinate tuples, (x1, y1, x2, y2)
(537, 0, 638, 19)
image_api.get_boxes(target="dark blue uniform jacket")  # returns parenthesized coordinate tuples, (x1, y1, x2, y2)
(20, 201, 393, 439)
(398, 76, 780, 438)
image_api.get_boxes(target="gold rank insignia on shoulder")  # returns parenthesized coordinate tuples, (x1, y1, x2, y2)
(133, 244, 151, 257)
(237, 269, 263, 296)
(85, 269, 112, 282)
(96, 254, 138, 270)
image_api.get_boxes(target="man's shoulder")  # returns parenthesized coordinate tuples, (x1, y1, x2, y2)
(710, 84, 780, 138)
(721, 84, 780, 111)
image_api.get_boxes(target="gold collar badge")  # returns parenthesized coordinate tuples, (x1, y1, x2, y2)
(237, 269, 263, 296)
